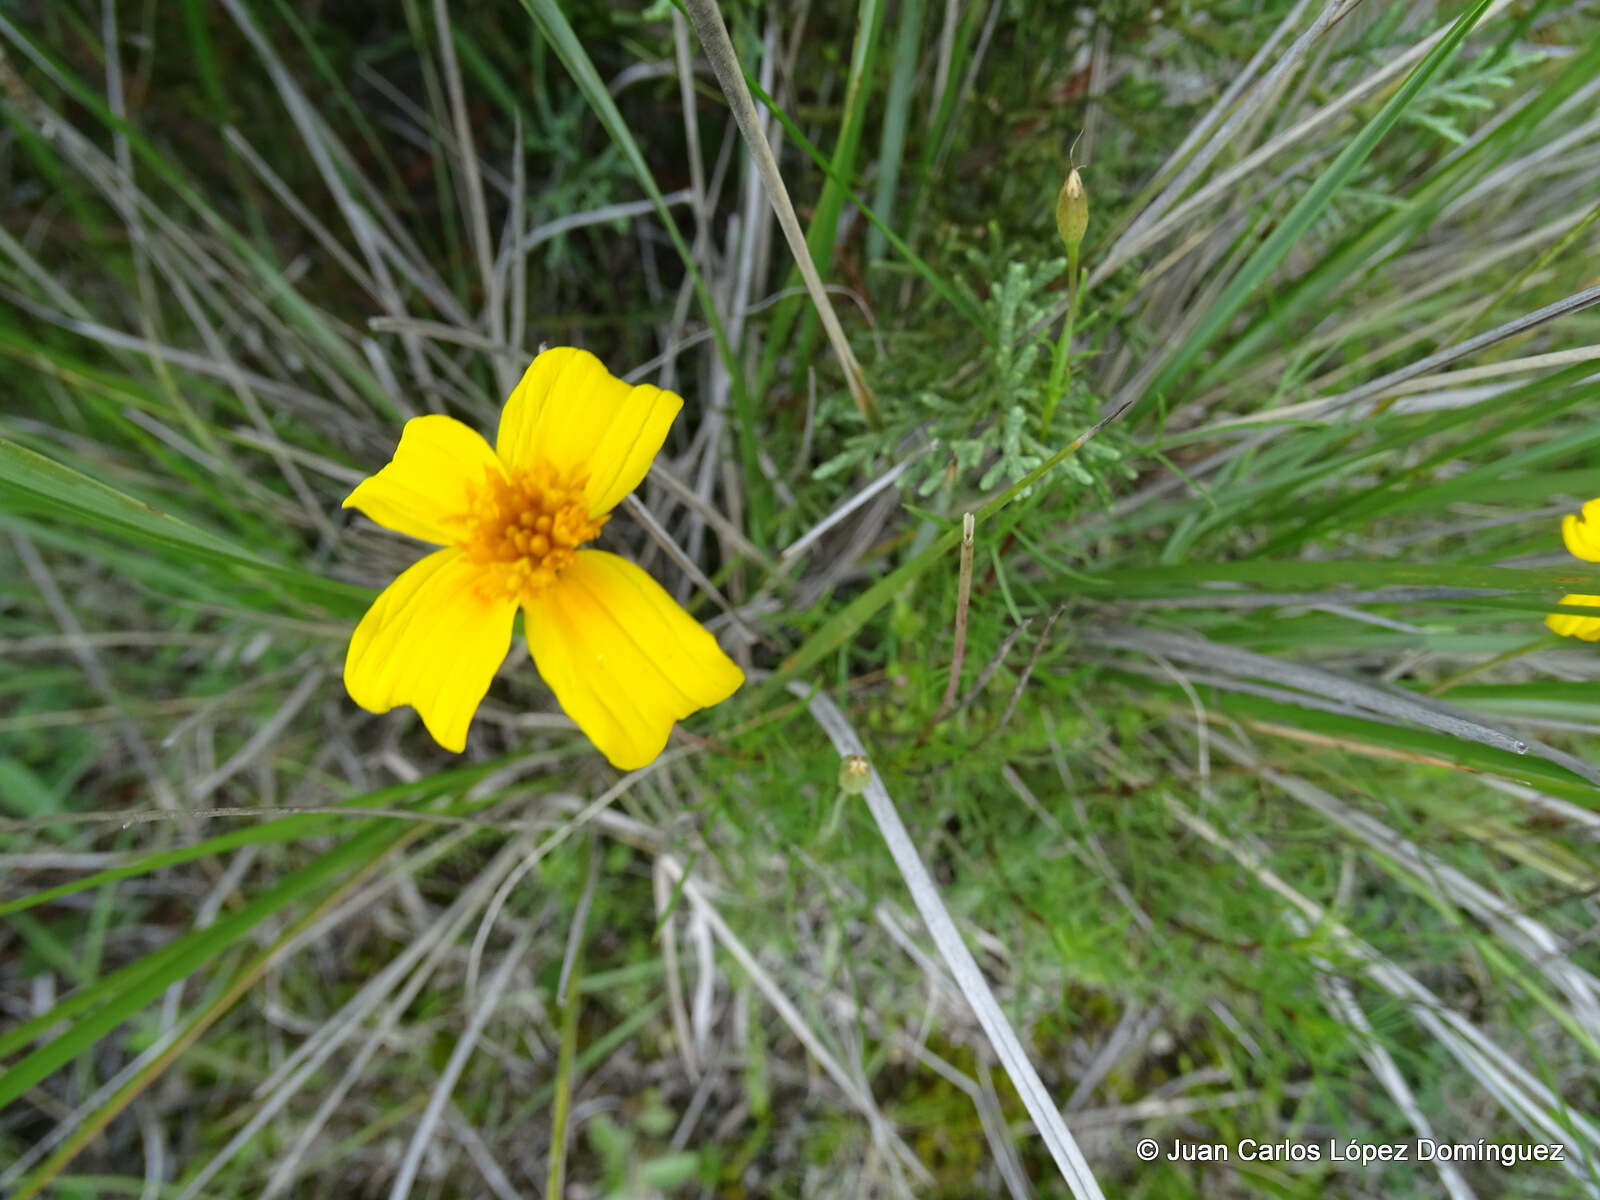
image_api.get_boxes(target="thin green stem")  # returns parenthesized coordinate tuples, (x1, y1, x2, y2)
(1450, 194, 1600, 344)
(544, 962, 581, 1200)
(1041, 249, 1080, 441)
(1427, 637, 1552, 697)
(546, 843, 594, 1200)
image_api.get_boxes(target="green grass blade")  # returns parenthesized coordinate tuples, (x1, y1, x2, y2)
(866, 0, 924, 263)
(9, 826, 425, 1200)
(742, 66, 990, 340)
(512, 0, 763, 530)
(1209, 28, 1600, 381)
(0, 761, 505, 921)
(0, 11, 397, 418)
(1132, 0, 1495, 419)
(755, 0, 887, 395)
(0, 818, 404, 1108)
(0, 439, 364, 611)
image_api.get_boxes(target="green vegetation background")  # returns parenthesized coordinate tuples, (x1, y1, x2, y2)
(2, 1, 1598, 1196)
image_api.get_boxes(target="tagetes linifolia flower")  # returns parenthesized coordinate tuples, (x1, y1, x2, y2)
(1546, 498, 1600, 642)
(341, 347, 744, 768)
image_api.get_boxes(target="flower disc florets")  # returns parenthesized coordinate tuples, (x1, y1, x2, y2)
(462, 464, 606, 604)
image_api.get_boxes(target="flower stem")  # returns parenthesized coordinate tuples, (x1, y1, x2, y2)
(1041, 246, 1080, 441)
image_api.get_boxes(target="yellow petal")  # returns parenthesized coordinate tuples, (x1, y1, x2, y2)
(524, 550, 743, 769)
(495, 347, 682, 517)
(1546, 594, 1600, 641)
(344, 414, 503, 544)
(1560, 498, 1600, 563)
(345, 548, 517, 752)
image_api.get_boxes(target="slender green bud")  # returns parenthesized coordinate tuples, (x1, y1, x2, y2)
(837, 755, 871, 795)
(1056, 167, 1088, 251)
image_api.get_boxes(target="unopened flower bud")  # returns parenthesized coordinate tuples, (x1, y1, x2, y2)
(838, 755, 871, 795)
(1056, 167, 1088, 251)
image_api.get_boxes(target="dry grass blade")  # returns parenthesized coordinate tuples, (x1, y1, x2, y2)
(0, 1028, 184, 1190)
(446, 1104, 522, 1200)
(1105, 0, 1349, 275)
(430, 0, 503, 383)
(1094, 278, 1600, 523)
(1198, 344, 1600, 431)
(1088, 0, 1518, 292)
(1210, 733, 1600, 1036)
(680, 0, 880, 428)
(791, 683, 1106, 1199)
(222, 124, 380, 298)
(779, 449, 928, 563)
(1313, 971, 1480, 1200)
(645, 460, 774, 568)
(13, 534, 179, 812)
(387, 920, 535, 1200)
(931, 513, 976, 727)
(976, 1059, 1036, 1200)
(1101, 627, 1600, 788)
(655, 851, 931, 1187)
(620, 493, 762, 649)
(1308, 281, 1600, 419)
(1165, 795, 1600, 1178)
(179, 831, 527, 1200)
(653, 860, 699, 1079)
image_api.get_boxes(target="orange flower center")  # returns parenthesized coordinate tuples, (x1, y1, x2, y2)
(460, 465, 606, 604)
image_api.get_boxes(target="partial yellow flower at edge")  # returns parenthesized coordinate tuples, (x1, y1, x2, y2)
(341, 347, 744, 768)
(1562, 498, 1600, 563)
(1546, 594, 1600, 642)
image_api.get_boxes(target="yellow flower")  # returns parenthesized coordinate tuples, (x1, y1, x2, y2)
(341, 347, 744, 768)
(1546, 497, 1600, 642)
